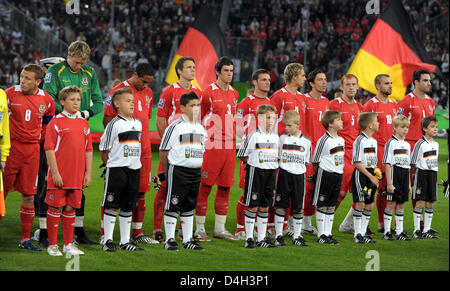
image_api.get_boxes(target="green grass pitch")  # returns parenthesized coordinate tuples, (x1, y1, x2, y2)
(0, 139, 448, 271)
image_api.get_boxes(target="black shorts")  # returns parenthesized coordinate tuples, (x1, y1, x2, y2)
(312, 168, 342, 208)
(274, 168, 305, 210)
(244, 165, 276, 208)
(166, 164, 201, 212)
(102, 167, 140, 210)
(412, 168, 437, 202)
(351, 168, 376, 204)
(386, 166, 410, 203)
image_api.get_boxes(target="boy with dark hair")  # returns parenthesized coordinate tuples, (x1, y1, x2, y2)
(45, 86, 93, 256)
(312, 110, 345, 245)
(160, 91, 207, 251)
(99, 88, 144, 252)
(411, 116, 439, 239)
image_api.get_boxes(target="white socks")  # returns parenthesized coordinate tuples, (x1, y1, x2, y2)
(317, 208, 334, 237)
(180, 211, 194, 243)
(103, 209, 132, 245)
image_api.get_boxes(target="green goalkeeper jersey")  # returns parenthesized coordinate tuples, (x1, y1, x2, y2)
(43, 61, 104, 117)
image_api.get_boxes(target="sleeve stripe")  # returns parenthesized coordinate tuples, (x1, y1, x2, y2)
(352, 135, 364, 163)
(100, 117, 119, 151)
(382, 138, 393, 164)
(160, 119, 182, 150)
(411, 138, 425, 164)
(237, 130, 256, 157)
(313, 135, 329, 163)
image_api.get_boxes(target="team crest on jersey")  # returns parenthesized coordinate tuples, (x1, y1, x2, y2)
(393, 108, 397, 115)
(44, 72, 52, 83)
(146, 95, 151, 103)
(202, 170, 208, 179)
(82, 77, 88, 85)
(158, 98, 165, 109)
(302, 100, 306, 108)
(429, 105, 433, 111)
(39, 104, 46, 113)
(84, 127, 89, 135)
(236, 108, 243, 118)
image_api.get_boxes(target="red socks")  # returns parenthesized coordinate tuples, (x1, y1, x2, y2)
(195, 184, 212, 217)
(153, 182, 167, 233)
(20, 205, 35, 242)
(47, 208, 76, 246)
(214, 186, 230, 215)
(236, 194, 246, 233)
(132, 194, 146, 237)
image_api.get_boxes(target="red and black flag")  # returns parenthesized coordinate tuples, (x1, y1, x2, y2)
(348, 0, 444, 100)
(165, 6, 228, 90)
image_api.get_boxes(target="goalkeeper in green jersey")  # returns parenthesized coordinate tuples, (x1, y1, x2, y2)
(42, 40, 103, 245)
(43, 40, 103, 119)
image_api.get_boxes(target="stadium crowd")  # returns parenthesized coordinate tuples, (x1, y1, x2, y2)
(0, 0, 448, 108)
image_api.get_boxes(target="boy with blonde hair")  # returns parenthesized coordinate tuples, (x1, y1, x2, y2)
(237, 104, 279, 248)
(274, 110, 311, 247)
(45, 86, 93, 256)
(382, 115, 411, 241)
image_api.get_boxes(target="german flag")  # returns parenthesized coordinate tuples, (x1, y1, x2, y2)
(348, 0, 443, 100)
(165, 6, 228, 90)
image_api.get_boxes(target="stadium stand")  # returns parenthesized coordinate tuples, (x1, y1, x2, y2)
(0, 0, 448, 108)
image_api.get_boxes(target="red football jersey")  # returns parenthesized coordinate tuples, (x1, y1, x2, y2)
(201, 82, 239, 145)
(329, 96, 363, 151)
(156, 82, 202, 125)
(44, 112, 93, 189)
(270, 87, 304, 135)
(363, 96, 399, 147)
(398, 92, 436, 142)
(303, 92, 329, 146)
(6, 86, 55, 143)
(236, 94, 273, 138)
(104, 80, 153, 156)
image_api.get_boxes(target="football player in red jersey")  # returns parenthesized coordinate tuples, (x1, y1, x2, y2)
(4, 64, 55, 251)
(101, 63, 158, 244)
(398, 69, 436, 232)
(194, 56, 240, 241)
(270, 63, 307, 136)
(301, 69, 329, 235)
(153, 56, 201, 243)
(328, 74, 363, 213)
(234, 69, 273, 239)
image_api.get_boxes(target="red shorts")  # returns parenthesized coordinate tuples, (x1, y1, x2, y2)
(3, 142, 40, 195)
(239, 161, 246, 188)
(340, 151, 354, 193)
(201, 148, 236, 188)
(139, 156, 151, 193)
(46, 188, 83, 209)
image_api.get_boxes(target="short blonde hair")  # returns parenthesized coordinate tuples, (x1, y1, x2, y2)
(283, 110, 300, 125)
(111, 87, 133, 113)
(284, 63, 304, 83)
(257, 104, 277, 115)
(59, 85, 82, 101)
(392, 115, 410, 128)
(68, 40, 91, 60)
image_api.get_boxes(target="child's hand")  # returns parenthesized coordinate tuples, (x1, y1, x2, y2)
(387, 184, 395, 194)
(83, 174, 91, 189)
(53, 173, 63, 188)
(370, 175, 379, 188)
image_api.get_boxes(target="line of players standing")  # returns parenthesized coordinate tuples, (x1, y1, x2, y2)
(0, 39, 439, 252)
